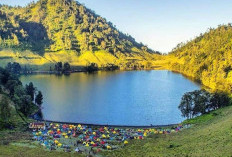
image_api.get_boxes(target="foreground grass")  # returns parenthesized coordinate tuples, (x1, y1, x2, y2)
(102, 106, 232, 157)
(0, 131, 85, 157)
(0, 145, 85, 157)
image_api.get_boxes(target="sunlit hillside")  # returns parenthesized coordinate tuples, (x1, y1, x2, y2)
(0, 0, 231, 92)
(0, 0, 160, 69)
(151, 25, 232, 92)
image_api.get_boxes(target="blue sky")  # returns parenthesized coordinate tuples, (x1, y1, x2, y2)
(1, 0, 232, 52)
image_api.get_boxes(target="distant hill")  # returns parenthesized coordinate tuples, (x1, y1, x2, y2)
(167, 24, 232, 92)
(0, 0, 159, 69)
(1, 0, 231, 93)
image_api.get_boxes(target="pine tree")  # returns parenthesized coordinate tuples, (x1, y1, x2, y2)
(26, 82, 36, 101)
(35, 91, 43, 107)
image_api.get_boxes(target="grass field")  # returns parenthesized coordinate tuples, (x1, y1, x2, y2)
(102, 106, 232, 157)
(0, 106, 231, 157)
(0, 131, 86, 157)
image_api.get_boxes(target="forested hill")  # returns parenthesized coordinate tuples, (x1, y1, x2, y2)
(167, 24, 232, 92)
(0, 0, 159, 69)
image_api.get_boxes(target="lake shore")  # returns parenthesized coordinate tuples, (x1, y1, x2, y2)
(1, 103, 231, 157)
(20, 64, 165, 75)
(21, 70, 195, 126)
(39, 119, 180, 129)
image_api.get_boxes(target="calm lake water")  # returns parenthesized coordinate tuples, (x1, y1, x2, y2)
(20, 70, 200, 126)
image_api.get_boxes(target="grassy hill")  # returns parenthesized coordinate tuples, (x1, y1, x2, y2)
(164, 25, 232, 92)
(102, 105, 232, 157)
(0, 0, 159, 69)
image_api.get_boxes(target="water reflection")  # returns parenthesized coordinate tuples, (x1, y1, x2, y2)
(20, 70, 200, 126)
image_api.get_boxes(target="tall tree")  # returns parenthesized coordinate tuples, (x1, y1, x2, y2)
(0, 96, 11, 122)
(35, 91, 43, 107)
(178, 92, 194, 119)
(26, 82, 36, 101)
(63, 62, 71, 72)
(55, 62, 63, 72)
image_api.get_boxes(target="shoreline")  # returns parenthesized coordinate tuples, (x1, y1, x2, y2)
(38, 119, 180, 129)
(20, 66, 164, 75)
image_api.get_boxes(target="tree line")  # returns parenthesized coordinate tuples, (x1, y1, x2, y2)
(0, 67, 43, 129)
(85, 63, 119, 72)
(178, 90, 231, 119)
(169, 24, 232, 93)
(54, 62, 71, 74)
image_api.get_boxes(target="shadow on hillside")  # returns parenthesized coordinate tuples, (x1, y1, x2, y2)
(19, 21, 50, 56)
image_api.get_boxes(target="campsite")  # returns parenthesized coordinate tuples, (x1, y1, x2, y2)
(31, 122, 187, 155)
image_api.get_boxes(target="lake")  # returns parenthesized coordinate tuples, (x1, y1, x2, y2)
(20, 70, 200, 126)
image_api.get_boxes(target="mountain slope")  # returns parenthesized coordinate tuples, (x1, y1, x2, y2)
(165, 25, 232, 92)
(0, 0, 159, 69)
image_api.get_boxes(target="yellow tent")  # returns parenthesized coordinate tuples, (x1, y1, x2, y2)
(124, 140, 129, 144)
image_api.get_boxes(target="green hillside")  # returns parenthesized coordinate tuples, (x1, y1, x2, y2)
(154, 25, 232, 92)
(102, 105, 232, 157)
(0, 0, 159, 69)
